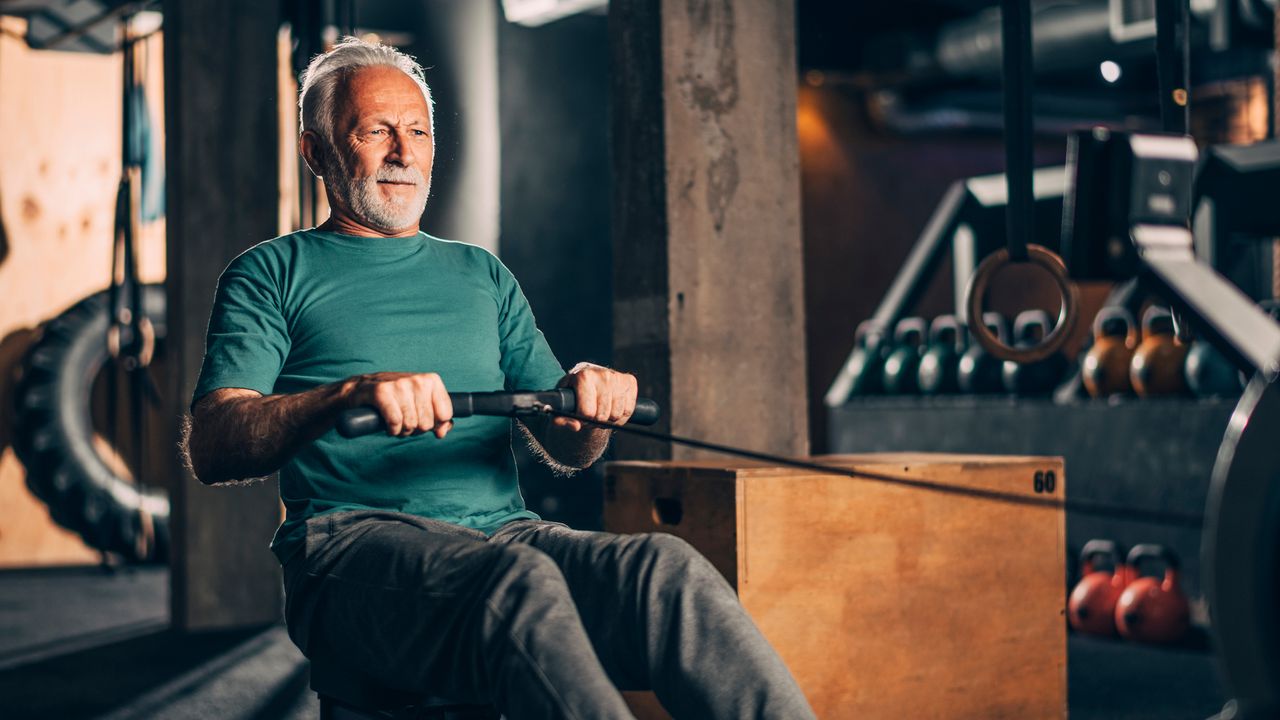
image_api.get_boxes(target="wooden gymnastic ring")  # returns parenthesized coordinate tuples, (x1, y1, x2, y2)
(963, 244, 1079, 364)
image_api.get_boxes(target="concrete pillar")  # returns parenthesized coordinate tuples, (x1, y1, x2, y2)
(163, 0, 283, 631)
(611, 0, 808, 459)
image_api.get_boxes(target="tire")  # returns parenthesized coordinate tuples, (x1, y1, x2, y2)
(11, 285, 169, 563)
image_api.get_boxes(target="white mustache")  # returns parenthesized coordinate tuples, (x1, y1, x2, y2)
(374, 166, 423, 184)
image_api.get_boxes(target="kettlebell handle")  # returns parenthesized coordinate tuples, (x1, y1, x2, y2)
(893, 317, 928, 346)
(928, 315, 963, 348)
(1092, 306, 1136, 339)
(979, 312, 1008, 343)
(1125, 543, 1180, 578)
(1080, 539, 1119, 565)
(1013, 308, 1055, 340)
(854, 320, 885, 349)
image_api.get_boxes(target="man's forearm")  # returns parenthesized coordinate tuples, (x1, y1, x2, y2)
(186, 382, 351, 485)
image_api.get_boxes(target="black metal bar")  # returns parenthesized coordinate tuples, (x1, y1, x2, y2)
(1000, 0, 1034, 262)
(1155, 0, 1190, 134)
(868, 181, 968, 333)
(1134, 226, 1280, 376)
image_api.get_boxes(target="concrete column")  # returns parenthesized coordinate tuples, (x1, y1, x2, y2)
(611, 0, 808, 459)
(163, 0, 283, 631)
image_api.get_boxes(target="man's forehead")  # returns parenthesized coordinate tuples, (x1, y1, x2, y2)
(338, 66, 431, 118)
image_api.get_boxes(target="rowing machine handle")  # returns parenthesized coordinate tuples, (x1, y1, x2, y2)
(336, 389, 662, 438)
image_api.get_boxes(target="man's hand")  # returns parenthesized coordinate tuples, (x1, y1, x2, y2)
(343, 371, 454, 438)
(552, 362, 638, 432)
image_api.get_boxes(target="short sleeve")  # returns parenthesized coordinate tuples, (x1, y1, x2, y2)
(191, 251, 291, 409)
(493, 258, 565, 391)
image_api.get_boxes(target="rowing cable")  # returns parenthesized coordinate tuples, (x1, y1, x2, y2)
(540, 407, 1206, 530)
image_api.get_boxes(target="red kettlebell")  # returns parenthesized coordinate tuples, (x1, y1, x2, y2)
(1067, 540, 1131, 637)
(1115, 544, 1190, 645)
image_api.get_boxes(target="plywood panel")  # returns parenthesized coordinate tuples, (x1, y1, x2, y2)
(605, 453, 1067, 720)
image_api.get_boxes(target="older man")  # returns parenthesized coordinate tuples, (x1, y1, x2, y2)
(184, 38, 814, 720)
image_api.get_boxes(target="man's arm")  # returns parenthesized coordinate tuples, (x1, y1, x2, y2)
(184, 372, 454, 485)
(519, 363, 637, 474)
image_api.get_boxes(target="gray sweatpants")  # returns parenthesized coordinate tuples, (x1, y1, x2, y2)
(282, 509, 816, 720)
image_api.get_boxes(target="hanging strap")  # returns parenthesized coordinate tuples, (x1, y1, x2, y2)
(1000, 0, 1034, 262)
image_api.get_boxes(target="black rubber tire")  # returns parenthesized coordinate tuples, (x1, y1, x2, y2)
(10, 285, 169, 563)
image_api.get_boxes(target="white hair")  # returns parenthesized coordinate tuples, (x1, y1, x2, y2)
(298, 36, 434, 148)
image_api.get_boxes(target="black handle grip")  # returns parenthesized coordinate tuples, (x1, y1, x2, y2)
(336, 390, 661, 438)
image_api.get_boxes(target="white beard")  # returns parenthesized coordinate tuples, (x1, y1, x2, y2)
(327, 151, 430, 233)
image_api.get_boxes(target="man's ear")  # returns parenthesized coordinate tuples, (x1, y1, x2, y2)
(299, 130, 327, 178)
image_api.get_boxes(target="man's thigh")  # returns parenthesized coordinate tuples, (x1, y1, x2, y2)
(489, 520, 731, 687)
(284, 510, 509, 697)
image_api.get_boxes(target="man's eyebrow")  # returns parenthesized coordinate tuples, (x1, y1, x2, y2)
(355, 115, 430, 128)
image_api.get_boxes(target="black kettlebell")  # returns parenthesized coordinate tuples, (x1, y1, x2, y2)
(882, 317, 927, 395)
(1002, 309, 1069, 395)
(918, 315, 964, 395)
(1184, 335, 1242, 397)
(846, 320, 888, 396)
(958, 312, 1007, 394)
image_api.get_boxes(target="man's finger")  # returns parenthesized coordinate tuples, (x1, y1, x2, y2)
(595, 379, 614, 424)
(400, 396, 421, 436)
(617, 374, 638, 424)
(575, 376, 598, 427)
(430, 377, 452, 438)
(374, 384, 404, 435)
(553, 415, 581, 432)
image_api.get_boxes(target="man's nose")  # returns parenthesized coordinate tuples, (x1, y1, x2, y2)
(386, 129, 416, 166)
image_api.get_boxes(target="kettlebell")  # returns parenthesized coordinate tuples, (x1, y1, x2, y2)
(846, 320, 889, 396)
(1002, 310, 1069, 395)
(1184, 335, 1243, 397)
(918, 315, 964, 395)
(1115, 544, 1190, 645)
(1130, 307, 1189, 397)
(1067, 540, 1131, 637)
(958, 312, 1007, 394)
(1081, 307, 1137, 398)
(882, 317, 927, 395)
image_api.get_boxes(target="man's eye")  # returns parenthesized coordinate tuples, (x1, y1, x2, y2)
(413, 130, 429, 137)
(369, 129, 386, 136)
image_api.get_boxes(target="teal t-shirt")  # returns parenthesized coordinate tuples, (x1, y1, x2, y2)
(192, 229, 566, 564)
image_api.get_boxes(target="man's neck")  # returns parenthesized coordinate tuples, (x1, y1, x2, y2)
(318, 210, 419, 239)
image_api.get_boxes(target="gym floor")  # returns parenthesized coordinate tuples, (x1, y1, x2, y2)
(0, 565, 1225, 719)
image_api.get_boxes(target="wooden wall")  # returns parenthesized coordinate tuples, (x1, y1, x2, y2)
(0, 17, 166, 567)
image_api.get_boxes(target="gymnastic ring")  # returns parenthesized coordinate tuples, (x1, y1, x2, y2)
(10, 284, 169, 563)
(963, 244, 1079, 364)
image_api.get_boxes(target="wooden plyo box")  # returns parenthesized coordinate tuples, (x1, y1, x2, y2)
(604, 453, 1067, 720)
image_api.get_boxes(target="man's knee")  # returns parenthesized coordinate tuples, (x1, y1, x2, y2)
(637, 533, 724, 587)
(489, 543, 568, 597)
